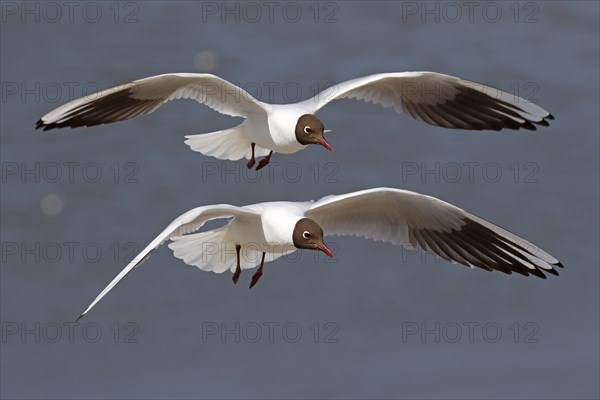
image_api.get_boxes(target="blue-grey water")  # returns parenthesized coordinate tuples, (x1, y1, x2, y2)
(1, 1, 599, 399)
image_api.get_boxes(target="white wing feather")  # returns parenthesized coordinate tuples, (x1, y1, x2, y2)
(301, 72, 553, 130)
(307, 188, 562, 277)
(38, 73, 267, 130)
(77, 205, 260, 320)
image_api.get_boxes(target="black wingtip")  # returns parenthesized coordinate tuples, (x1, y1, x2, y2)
(75, 313, 85, 323)
(521, 121, 537, 131)
(36, 119, 59, 132)
(555, 261, 564, 269)
(547, 113, 555, 120)
(527, 267, 548, 279)
(537, 118, 550, 127)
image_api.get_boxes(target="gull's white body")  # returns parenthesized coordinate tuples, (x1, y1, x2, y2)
(186, 103, 312, 159)
(263, 104, 312, 153)
(37, 72, 554, 163)
(230, 201, 310, 253)
(77, 188, 563, 320)
(168, 201, 312, 271)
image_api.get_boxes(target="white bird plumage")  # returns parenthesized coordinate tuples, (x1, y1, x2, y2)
(37, 72, 554, 170)
(76, 187, 563, 321)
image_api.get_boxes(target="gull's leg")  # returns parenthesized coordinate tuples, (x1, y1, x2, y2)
(255, 151, 273, 171)
(249, 252, 266, 289)
(246, 143, 256, 169)
(232, 244, 241, 284)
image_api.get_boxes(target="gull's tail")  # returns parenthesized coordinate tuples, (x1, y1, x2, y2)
(184, 122, 270, 161)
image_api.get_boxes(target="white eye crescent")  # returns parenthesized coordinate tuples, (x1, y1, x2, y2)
(303, 126, 312, 134)
(302, 231, 310, 239)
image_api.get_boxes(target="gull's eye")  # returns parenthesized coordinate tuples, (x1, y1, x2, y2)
(302, 231, 310, 239)
(303, 126, 312, 134)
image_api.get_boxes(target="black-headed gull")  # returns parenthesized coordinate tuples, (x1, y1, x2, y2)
(37, 72, 554, 170)
(77, 187, 562, 320)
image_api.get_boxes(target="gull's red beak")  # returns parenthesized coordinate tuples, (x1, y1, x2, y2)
(316, 243, 334, 257)
(318, 138, 332, 151)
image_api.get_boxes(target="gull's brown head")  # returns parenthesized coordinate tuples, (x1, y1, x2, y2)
(292, 218, 333, 257)
(294, 114, 331, 151)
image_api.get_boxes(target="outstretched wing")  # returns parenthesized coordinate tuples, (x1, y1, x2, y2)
(77, 205, 260, 321)
(307, 188, 563, 278)
(37, 73, 268, 131)
(301, 72, 553, 131)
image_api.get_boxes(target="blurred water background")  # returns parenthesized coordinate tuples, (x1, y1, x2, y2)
(1, 1, 599, 399)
